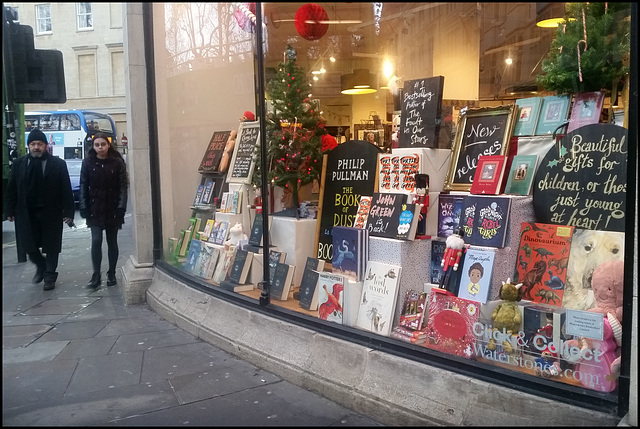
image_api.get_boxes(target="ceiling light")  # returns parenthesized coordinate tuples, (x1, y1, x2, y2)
(329, 56, 336, 62)
(341, 69, 378, 95)
(536, 17, 576, 28)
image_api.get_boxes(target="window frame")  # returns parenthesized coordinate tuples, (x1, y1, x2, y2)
(35, 3, 52, 35)
(76, 2, 93, 31)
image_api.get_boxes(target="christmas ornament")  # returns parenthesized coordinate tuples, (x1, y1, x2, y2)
(294, 3, 329, 41)
(235, 3, 256, 33)
(285, 45, 297, 61)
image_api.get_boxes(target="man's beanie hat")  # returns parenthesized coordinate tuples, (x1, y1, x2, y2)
(27, 129, 48, 144)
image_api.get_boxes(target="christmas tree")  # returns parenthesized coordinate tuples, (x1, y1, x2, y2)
(536, 3, 630, 95)
(252, 45, 334, 210)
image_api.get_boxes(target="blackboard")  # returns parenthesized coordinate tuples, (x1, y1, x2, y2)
(533, 123, 627, 232)
(315, 140, 382, 264)
(227, 121, 259, 184)
(398, 76, 444, 148)
(443, 105, 517, 192)
(198, 130, 231, 173)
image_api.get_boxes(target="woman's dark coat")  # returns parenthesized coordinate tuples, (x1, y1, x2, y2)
(5, 154, 76, 254)
(79, 148, 129, 229)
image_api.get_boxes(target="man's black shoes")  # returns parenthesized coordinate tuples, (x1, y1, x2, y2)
(43, 281, 55, 291)
(32, 269, 45, 284)
(87, 273, 101, 289)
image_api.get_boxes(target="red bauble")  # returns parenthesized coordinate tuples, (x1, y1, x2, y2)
(294, 3, 329, 41)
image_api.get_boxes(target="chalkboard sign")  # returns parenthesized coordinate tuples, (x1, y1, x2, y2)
(444, 105, 517, 192)
(227, 121, 259, 184)
(398, 76, 444, 148)
(198, 130, 231, 173)
(315, 140, 381, 264)
(533, 123, 627, 232)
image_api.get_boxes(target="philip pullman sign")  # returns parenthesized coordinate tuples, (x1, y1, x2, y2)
(533, 123, 627, 232)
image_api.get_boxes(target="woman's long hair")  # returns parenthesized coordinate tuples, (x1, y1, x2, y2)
(91, 132, 123, 159)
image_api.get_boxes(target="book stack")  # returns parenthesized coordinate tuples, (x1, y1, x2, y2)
(270, 262, 295, 301)
(391, 289, 428, 345)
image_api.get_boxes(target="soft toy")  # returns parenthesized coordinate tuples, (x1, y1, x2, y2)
(534, 346, 561, 378)
(486, 279, 524, 354)
(225, 222, 247, 246)
(438, 227, 468, 294)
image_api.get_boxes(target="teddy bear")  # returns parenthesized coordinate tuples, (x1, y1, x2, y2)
(486, 278, 524, 354)
(224, 222, 247, 247)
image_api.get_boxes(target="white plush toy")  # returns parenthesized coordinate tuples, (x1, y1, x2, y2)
(225, 222, 247, 246)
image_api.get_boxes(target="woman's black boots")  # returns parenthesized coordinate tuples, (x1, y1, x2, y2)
(87, 272, 101, 289)
(107, 270, 117, 286)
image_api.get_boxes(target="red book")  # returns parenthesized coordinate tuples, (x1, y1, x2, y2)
(470, 155, 507, 195)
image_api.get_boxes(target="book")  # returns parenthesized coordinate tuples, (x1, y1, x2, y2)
(331, 226, 360, 281)
(200, 242, 222, 280)
(183, 239, 203, 274)
(424, 292, 480, 359)
(397, 289, 428, 331)
(202, 219, 216, 240)
(317, 272, 345, 324)
(470, 155, 507, 195)
(192, 184, 205, 206)
(457, 248, 495, 304)
(270, 262, 295, 301)
(430, 239, 447, 285)
(461, 195, 512, 248)
(227, 248, 254, 285)
(437, 194, 464, 238)
(199, 178, 216, 206)
(513, 96, 542, 136)
(248, 214, 272, 247)
(211, 244, 236, 285)
(390, 326, 427, 345)
(267, 250, 287, 286)
(394, 202, 421, 241)
(355, 261, 402, 337)
(513, 222, 574, 306)
(219, 279, 255, 292)
(392, 325, 428, 339)
(503, 155, 538, 196)
(352, 196, 373, 229)
(535, 94, 571, 136)
(198, 130, 231, 173)
(213, 220, 230, 245)
(177, 229, 191, 257)
(566, 91, 604, 133)
(187, 217, 202, 243)
(298, 257, 326, 311)
(365, 192, 409, 239)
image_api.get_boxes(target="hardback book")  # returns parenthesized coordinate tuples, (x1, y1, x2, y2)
(177, 228, 191, 257)
(331, 226, 361, 281)
(202, 219, 216, 240)
(298, 257, 326, 311)
(199, 178, 216, 206)
(200, 242, 222, 280)
(227, 248, 254, 285)
(470, 155, 507, 195)
(365, 192, 409, 239)
(503, 155, 538, 196)
(461, 195, 512, 248)
(230, 189, 241, 214)
(397, 289, 428, 331)
(390, 326, 428, 345)
(198, 130, 231, 173)
(514, 222, 575, 307)
(267, 249, 287, 286)
(534, 94, 571, 136)
(248, 214, 272, 247)
(430, 239, 447, 285)
(213, 220, 230, 245)
(566, 91, 604, 133)
(188, 217, 202, 243)
(208, 220, 220, 243)
(355, 261, 402, 337)
(219, 192, 229, 213)
(352, 195, 373, 229)
(183, 239, 203, 274)
(437, 194, 464, 238)
(513, 96, 542, 136)
(394, 203, 421, 241)
(457, 248, 495, 304)
(270, 262, 295, 301)
(167, 237, 178, 259)
(211, 244, 236, 285)
(317, 272, 345, 324)
(192, 184, 205, 206)
(219, 279, 255, 292)
(392, 325, 428, 339)
(424, 291, 480, 359)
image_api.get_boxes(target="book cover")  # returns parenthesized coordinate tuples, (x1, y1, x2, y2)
(425, 292, 480, 359)
(566, 91, 604, 133)
(183, 239, 203, 274)
(298, 257, 326, 311)
(535, 94, 571, 136)
(227, 248, 253, 285)
(317, 272, 345, 324)
(208, 220, 220, 243)
(355, 261, 402, 337)
(192, 184, 205, 206)
(212, 244, 236, 285)
(219, 192, 229, 213)
(462, 195, 512, 248)
(514, 222, 574, 307)
(513, 96, 542, 136)
(437, 194, 464, 238)
(352, 196, 373, 229)
(199, 178, 216, 206)
(214, 220, 230, 245)
(202, 219, 216, 240)
(176, 229, 187, 257)
(365, 192, 408, 239)
(331, 226, 360, 281)
(397, 289, 428, 331)
(430, 239, 447, 285)
(200, 242, 221, 280)
(504, 155, 538, 196)
(266, 249, 287, 287)
(470, 155, 507, 195)
(198, 130, 231, 173)
(457, 248, 495, 304)
(270, 262, 295, 301)
(394, 203, 421, 241)
(248, 214, 272, 247)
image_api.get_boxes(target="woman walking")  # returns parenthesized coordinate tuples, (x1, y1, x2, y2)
(79, 132, 129, 288)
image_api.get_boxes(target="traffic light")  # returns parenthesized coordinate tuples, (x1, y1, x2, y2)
(3, 6, 66, 104)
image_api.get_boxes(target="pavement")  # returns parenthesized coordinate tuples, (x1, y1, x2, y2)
(2, 212, 383, 427)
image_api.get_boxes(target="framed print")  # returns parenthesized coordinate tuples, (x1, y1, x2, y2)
(513, 96, 542, 136)
(534, 95, 571, 136)
(443, 104, 517, 192)
(566, 91, 604, 133)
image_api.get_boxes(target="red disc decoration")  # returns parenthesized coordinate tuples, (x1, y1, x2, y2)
(294, 3, 329, 41)
(235, 3, 256, 33)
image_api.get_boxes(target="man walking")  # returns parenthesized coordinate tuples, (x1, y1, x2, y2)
(5, 129, 75, 290)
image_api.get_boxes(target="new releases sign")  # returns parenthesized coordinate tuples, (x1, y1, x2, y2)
(533, 124, 627, 232)
(315, 140, 381, 264)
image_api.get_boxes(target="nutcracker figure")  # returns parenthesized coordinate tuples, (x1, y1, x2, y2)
(438, 227, 468, 294)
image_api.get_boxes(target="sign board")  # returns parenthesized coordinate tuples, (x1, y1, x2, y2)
(398, 76, 444, 148)
(227, 121, 259, 184)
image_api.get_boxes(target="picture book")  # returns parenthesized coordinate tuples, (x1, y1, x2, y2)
(192, 184, 205, 206)
(202, 219, 216, 241)
(535, 94, 571, 136)
(424, 291, 480, 359)
(394, 203, 421, 241)
(199, 178, 216, 206)
(198, 130, 231, 174)
(437, 194, 464, 238)
(331, 226, 361, 281)
(317, 272, 345, 324)
(298, 257, 326, 311)
(270, 262, 296, 301)
(365, 192, 408, 239)
(227, 248, 253, 285)
(352, 196, 373, 229)
(183, 239, 203, 274)
(430, 239, 447, 285)
(355, 261, 402, 337)
(566, 91, 604, 133)
(503, 155, 538, 196)
(200, 242, 221, 280)
(462, 195, 512, 248)
(211, 244, 236, 285)
(457, 248, 495, 304)
(213, 220, 230, 245)
(397, 289, 428, 331)
(513, 96, 542, 136)
(470, 155, 507, 195)
(513, 222, 574, 307)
